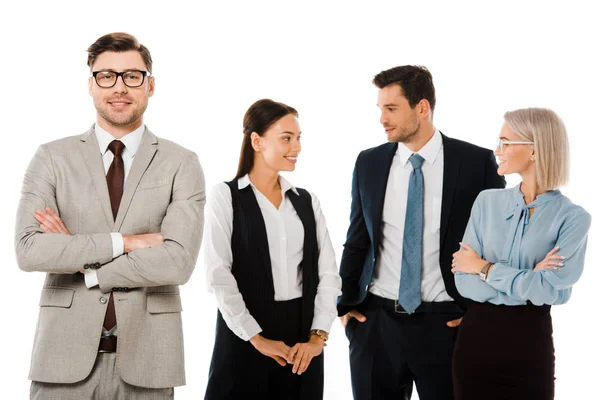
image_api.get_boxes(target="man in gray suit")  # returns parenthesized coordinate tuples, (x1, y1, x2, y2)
(14, 32, 205, 399)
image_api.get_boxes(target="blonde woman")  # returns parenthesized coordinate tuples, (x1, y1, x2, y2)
(451, 108, 591, 399)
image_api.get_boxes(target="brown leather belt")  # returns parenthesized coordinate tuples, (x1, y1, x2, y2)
(98, 336, 117, 353)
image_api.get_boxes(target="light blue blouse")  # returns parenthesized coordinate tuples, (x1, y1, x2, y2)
(455, 185, 591, 306)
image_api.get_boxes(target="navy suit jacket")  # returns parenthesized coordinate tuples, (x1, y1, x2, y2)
(337, 133, 506, 314)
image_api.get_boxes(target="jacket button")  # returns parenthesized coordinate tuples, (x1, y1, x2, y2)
(83, 264, 89, 269)
(99, 297, 107, 304)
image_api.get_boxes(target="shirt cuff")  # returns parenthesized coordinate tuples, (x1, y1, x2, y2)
(310, 313, 335, 333)
(110, 233, 124, 258)
(84, 269, 99, 288)
(239, 317, 262, 341)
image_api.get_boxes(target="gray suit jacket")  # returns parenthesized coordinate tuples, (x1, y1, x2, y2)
(14, 126, 205, 388)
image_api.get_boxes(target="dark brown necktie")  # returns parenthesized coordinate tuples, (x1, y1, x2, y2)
(103, 140, 125, 331)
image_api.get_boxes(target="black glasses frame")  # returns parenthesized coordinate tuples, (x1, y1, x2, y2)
(92, 70, 150, 88)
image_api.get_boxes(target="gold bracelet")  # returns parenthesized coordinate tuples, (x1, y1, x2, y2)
(309, 329, 328, 346)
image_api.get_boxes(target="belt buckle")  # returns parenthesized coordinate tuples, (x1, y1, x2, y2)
(394, 300, 408, 314)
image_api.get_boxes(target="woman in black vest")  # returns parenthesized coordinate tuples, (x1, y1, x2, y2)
(204, 99, 342, 399)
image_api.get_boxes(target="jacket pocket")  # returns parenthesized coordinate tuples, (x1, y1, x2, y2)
(39, 287, 75, 308)
(147, 293, 182, 314)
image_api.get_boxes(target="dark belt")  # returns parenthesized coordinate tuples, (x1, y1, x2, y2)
(365, 293, 464, 315)
(98, 336, 117, 353)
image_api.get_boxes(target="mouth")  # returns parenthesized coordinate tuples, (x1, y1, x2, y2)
(384, 127, 394, 135)
(108, 99, 132, 109)
(285, 156, 298, 163)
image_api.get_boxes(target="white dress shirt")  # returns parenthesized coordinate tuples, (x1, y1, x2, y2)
(370, 130, 452, 302)
(204, 174, 342, 341)
(83, 123, 146, 288)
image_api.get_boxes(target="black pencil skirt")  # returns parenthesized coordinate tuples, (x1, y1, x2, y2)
(453, 302, 555, 400)
(204, 298, 324, 400)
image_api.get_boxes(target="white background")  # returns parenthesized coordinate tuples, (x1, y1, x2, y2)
(1, 1, 598, 399)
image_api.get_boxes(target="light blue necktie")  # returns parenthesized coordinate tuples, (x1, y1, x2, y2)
(399, 154, 424, 314)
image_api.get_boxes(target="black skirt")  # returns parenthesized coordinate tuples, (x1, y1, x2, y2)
(453, 302, 555, 400)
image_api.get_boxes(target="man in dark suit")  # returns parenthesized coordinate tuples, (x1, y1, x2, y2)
(338, 65, 505, 400)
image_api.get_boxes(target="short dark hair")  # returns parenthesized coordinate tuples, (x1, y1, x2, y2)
(87, 32, 153, 73)
(235, 99, 298, 179)
(372, 65, 436, 112)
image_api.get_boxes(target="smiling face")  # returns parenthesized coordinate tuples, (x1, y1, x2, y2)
(377, 83, 421, 143)
(251, 113, 301, 173)
(495, 123, 535, 176)
(88, 50, 154, 133)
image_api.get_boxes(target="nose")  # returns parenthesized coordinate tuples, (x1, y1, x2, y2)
(379, 111, 387, 125)
(292, 137, 301, 153)
(112, 75, 128, 93)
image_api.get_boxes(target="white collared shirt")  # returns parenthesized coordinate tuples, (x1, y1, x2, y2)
(370, 130, 452, 302)
(83, 123, 146, 289)
(204, 174, 342, 341)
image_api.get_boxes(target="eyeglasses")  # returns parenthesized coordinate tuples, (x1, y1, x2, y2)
(496, 138, 534, 153)
(92, 70, 150, 88)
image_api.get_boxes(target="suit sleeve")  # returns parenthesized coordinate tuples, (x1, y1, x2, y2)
(484, 150, 506, 190)
(14, 145, 114, 274)
(338, 152, 371, 315)
(96, 152, 205, 291)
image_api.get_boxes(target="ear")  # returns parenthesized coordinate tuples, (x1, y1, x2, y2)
(88, 76, 93, 96)
(147, 75, 155, 97)
(417, 99, 431, 119)
(250, 132, 261, 152)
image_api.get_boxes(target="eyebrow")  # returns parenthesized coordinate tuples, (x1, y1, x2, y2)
(279, 131, 301, 135)
(377, 103, 398, 108)
(93, 68, 144, 73)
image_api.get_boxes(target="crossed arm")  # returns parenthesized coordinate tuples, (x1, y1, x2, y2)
(15, 145, 206, 290)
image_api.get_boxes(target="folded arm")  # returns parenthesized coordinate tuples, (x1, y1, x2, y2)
(485, 211, 591, 305)
(96, 152, 205, 291)
(14, 145, 114, 274)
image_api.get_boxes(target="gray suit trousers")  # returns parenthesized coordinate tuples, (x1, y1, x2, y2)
(30, 353, 174, 400)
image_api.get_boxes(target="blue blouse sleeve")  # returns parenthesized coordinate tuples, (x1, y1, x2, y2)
(485, 208, 591, 305)
(455, 193, 516, 304)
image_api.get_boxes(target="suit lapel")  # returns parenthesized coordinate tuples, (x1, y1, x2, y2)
(78, 127, 115, 228)
(114, 128, 158, 230)
(440, 133, 462, 246)
(371, 143, 398, 250)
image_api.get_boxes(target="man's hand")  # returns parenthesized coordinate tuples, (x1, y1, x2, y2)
(35, 207, 163, 253)
(286, 335, 325, 375)
(123, 233, 164, 253)
(35, 207, 71, 235)
(339, 309, 367, 328)
(446, 317, 462, 328)
(249, 334, 291, 366)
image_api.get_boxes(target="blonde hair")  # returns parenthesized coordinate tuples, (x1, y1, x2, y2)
(504, 108, 570, 190)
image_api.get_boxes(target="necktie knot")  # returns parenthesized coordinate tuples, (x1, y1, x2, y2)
(108, 140, 125, 157)
(409, 153, 425, 169)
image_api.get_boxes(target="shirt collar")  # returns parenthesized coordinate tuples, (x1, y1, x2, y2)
(397, 129, 443, 166)
(238, 173, 300, 196)
(94, 123, 145, 157)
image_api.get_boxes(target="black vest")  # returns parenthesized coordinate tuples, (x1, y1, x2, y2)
(226, 180, 319, 338)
